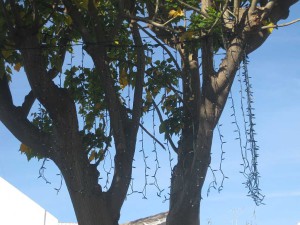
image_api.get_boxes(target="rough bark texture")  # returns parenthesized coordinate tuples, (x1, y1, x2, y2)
(0, 1, 144, 224)
(165, 1, 298, 225)
(0, 1, 298, 225)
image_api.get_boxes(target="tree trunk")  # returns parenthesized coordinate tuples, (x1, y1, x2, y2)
(67, 190, 115, 225)
(64, 176, 116, 225)
(47, 105, 118, 225)
(167, 122, 213, 225)
(55, 140, 118, 225)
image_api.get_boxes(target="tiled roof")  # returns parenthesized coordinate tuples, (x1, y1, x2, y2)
(121, 212, 168, 225)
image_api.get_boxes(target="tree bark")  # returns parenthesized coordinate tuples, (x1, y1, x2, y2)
(167, 122, 213, 225)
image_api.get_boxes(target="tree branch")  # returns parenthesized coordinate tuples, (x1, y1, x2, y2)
(130, 21, 145, 136)
(260, 0, 276, 21)
(201, 0, 212, 17)
(0, 0, 14, 32)
(250, 0, 259, 13)
(207, 0, 229, 35)
(0, 75, 52, 158)
(21, 91, 35, 116)
(129, 15, 178, 34)
(62, 0, 94, 43)
(138, 24, 181, 71)
(48, 27, 71, 79)
(268, 0, 299, 22)
(261, 18, 300, 30)
(9, 0, 22, 28)
(201, 37, 216, 101)
(104, 21, 146, 217)
(153, 100, 178, 153)
(90, 50, 131, 217)
(213, 38, 244, 99)
(20, 37, 74, 126)
(176, 0, 208, 18)
(139, 123, 166, 150)
(234, 0, 240, 17)
(152, 0, 159, 21)
(87, 0, 106, 43)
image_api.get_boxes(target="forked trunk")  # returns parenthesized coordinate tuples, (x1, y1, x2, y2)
(67, 190, 115, 225)
(53, 133, 120, 225)
(66, 183, 117, 225)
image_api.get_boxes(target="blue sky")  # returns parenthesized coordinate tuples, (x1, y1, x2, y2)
(1, 5, 300, 225)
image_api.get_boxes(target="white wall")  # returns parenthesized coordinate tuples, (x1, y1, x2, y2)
(0, 177, 58, 225)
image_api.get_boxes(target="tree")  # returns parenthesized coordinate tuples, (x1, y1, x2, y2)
(0, 1, 298, 225)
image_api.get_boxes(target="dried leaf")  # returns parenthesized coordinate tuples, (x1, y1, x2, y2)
(119, 68, 128, 89)
(89, 150, 97, 162)
(20, 143, 31, 154)
(14, 63, 22, 72)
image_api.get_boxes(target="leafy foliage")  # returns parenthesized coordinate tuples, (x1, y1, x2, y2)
(1, 1, 294, 221)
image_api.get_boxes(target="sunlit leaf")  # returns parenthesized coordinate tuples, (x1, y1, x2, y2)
(168, 8, 184, 18)
(89, 150, 97, 162)
(14, 63, 22, 72)
(262, 20, 274, 34)
(20, 143, 31, 154)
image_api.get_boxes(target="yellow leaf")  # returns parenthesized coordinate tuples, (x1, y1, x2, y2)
(168, 9, 177, 18)
(89, 150, 96, 162)
(20, 144, 31, 154)
(114, 40, 119, 45)
(267, 23, 274, 34)
(168, 8, 184, 18)
(119, 68, 128, 89)
(176, 8, 184, 17)
(262, 20, 274, 34)
(14, 63, 22, 72)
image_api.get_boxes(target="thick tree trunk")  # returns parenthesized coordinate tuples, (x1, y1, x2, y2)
(54, 138, 118, 225)
(64, 174, 116, 225)
(67, 190, 115, 225)
(167, 123, 213, 225)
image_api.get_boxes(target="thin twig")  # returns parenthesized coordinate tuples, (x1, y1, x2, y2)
(261, 18, 300, 30)
(207, 0, 229, 35)
(152, 100, 178, 153)
(176, 0, 208, 18)
(138, 24, 181, 71)
(129, 15, 178, 34)
(139, 123, 166, 150)
(152, 0, 160, 21)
